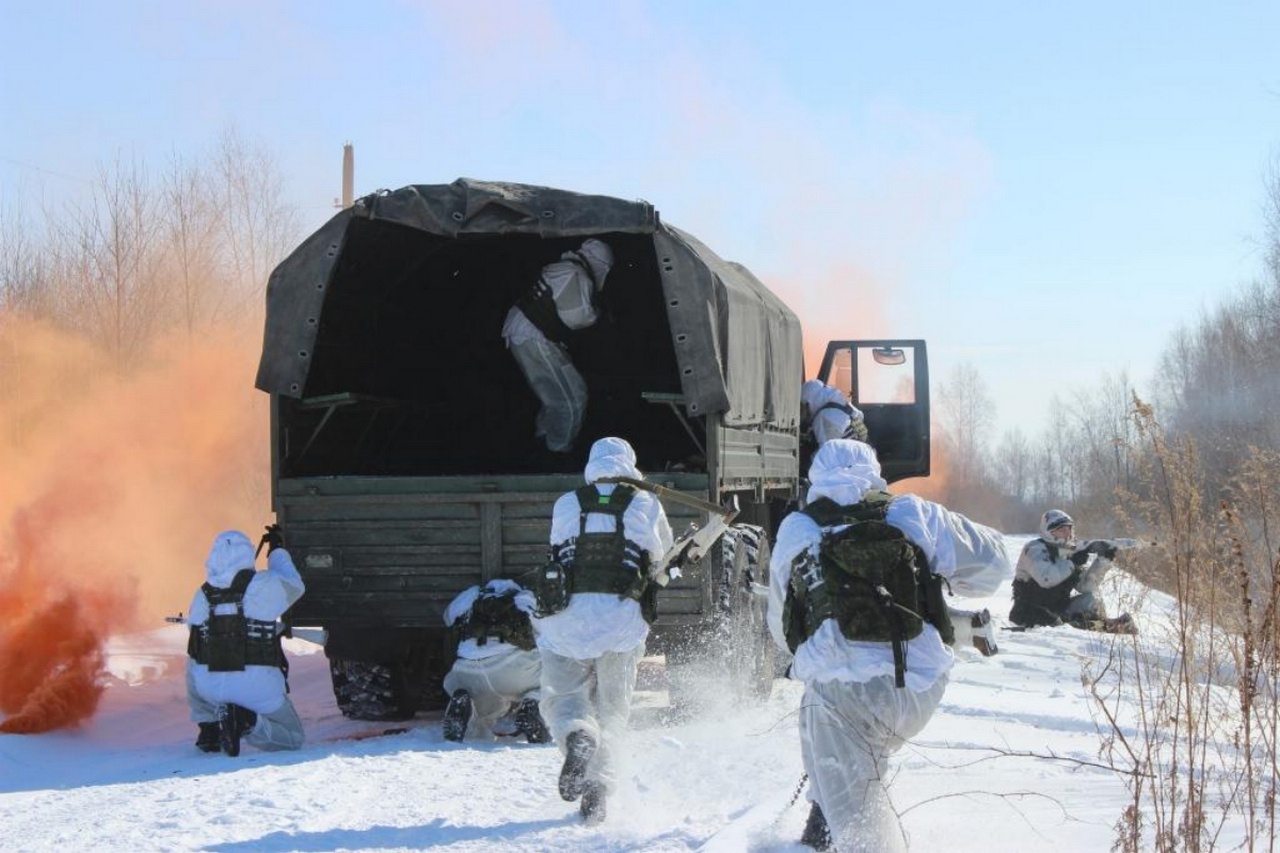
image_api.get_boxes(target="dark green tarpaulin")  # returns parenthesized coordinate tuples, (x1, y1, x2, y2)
(255, 178, 801, 429)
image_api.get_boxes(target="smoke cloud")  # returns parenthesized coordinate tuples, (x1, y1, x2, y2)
(0, 315, 269, 731)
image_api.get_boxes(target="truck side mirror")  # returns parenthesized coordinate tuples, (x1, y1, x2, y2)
(872, 347, 906, 366)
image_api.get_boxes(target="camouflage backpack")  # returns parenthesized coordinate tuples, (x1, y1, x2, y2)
(784, 491, 951, 687)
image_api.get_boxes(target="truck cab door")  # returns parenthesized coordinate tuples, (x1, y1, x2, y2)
(816, 340, 930, 483)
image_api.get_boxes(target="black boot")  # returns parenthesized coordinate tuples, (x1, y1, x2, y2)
(558, 730, 597, 801)
(514, 698, 551, 744)
(443, 690, 472, 742)
(580, 780, 606, 825)
(195, 722, 221, 753)
(800, 801, 833, 851)
(218, 704, 256, 757)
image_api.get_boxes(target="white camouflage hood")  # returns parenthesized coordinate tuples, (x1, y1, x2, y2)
(805, 439, 888, 507)
(572, 237, 614, 289)
(204, 530, 258, 587)
(583, 436, 642, 484)
(801, 379, 845, 415)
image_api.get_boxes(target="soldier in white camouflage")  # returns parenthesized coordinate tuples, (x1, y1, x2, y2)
(441, 579, 549, 744)
(768, 440, 1008, 852)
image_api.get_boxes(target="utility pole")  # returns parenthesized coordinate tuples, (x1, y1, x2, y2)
(334, 142, 354, 209)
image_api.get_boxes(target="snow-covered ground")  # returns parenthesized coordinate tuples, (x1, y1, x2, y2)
(0, 538, 1209, 852)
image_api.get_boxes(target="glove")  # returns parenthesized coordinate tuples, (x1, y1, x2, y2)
(668, 541, 695, 572)
(1092, 542, 1118, 560)
(262, 524, 285, 553)
(1069, 548, 1091, 567)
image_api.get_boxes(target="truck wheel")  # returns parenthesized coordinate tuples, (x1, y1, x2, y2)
(717, 523, 776, 702)
(329, 659, 417, 721)
(662, 525, 776, 718)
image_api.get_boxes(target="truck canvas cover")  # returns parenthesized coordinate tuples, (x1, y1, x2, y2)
(255, 179, 801, 430)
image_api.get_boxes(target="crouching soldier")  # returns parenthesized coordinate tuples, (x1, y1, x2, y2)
(186, 526, 305, 756)
(441, 579, 550, 744)
(1009, 509, 1136, 633)
(532, 437, 674, 825)
(768, 440, 1008, 852)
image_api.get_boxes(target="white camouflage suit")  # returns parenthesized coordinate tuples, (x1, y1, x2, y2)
(801, 379, 867, 445)
(767, 441, 1008, 852)
(1009, 513, 1111, 627)
(533, 437, 673, 793)
(186, 530, 306, 751)
(501, 238, 614, 453)
(442, 579, 543, 740)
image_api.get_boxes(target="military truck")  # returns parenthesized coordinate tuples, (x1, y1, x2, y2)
(255, 179, 930, 719)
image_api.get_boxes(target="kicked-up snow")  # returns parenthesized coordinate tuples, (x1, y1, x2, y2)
(0, 538, 1237, 852)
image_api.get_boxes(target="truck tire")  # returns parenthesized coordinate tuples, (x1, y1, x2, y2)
(664, 524, 776, 717)
(717, 524, 776, 702)
(329, 659, 417, 721)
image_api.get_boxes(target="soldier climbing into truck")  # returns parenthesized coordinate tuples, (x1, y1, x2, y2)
(502, 237, 615, 459)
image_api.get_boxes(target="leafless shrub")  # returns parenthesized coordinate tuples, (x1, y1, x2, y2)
(1087, 399, 1280, 852)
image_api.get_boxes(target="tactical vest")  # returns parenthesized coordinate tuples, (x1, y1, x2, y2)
(569, 484, 648, 601)
(461, 587, 536, 651)
(187, 569, 286, 673)
(810, 400, 868, 442)
(783, 491, 951, 687)
(1010, 540, 1081, 616)
(513, 253, 599, 345)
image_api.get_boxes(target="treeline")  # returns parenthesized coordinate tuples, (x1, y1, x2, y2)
(0, 129, 300, 369)
(928, 167, 1280, 848)
(0, 130, 307, 631)
(932, 162, 1280, 545)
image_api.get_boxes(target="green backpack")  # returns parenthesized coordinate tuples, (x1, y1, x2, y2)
(784, 491, 951, 687)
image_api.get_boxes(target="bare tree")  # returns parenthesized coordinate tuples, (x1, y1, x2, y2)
(159, 152, 227, 337)
(936, 362, 995, 493)
(995, 427, 1033, 504)
(214, 127, 301, 305)
(1035, 396, 1085, 507)
(51, 155, 163, 369)
(0, 198, 54, 317)
(1070, 371, 1139, 503)
(1264, 153, 1280, 284)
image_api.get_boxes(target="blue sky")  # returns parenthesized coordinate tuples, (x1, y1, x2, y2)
(3, 0, 1277, 439)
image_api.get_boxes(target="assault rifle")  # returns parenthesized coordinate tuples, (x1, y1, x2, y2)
(1070, 537, 1155, 558)
(1071, 538, 1153, 596)
(595, 476, 739, 587)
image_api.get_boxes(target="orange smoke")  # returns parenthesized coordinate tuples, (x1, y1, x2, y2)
(0, 314, 269, 732)
(893, 438, 951, 502)
(0, 599, 107, 733)
(0, 490, 131, 732)
(762, 260, 893, 378)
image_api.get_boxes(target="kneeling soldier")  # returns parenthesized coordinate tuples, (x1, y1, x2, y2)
(186, 527, 305, 756)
